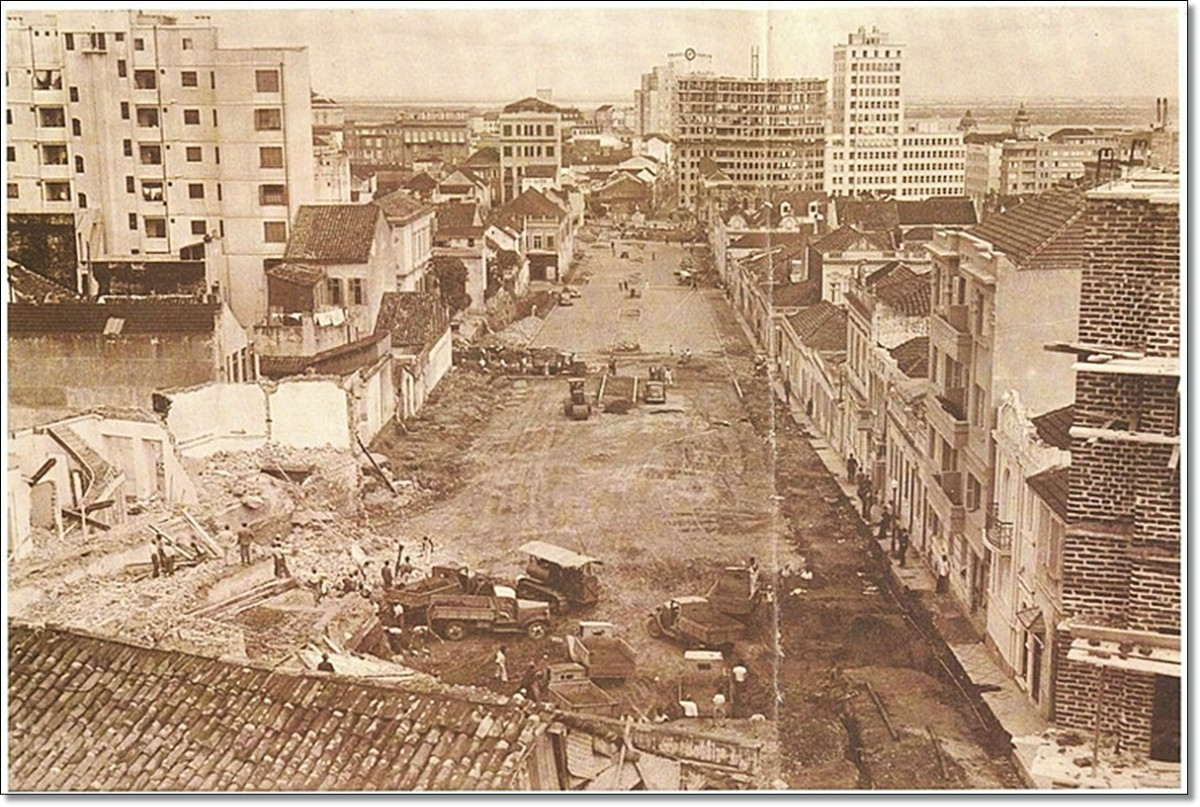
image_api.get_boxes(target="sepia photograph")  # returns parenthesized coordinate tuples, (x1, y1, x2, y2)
(2, 2, 1184, 793)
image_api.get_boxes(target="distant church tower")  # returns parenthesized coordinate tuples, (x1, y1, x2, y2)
(958, 109, 977, 132)
(1011, 103, 1032, 140)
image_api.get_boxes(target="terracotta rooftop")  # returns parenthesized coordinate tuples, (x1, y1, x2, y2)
(375, 190, 434, 224)
(812, 225, 894, 254)
(266, 262, 326, 287)
(493, 189, 567, 230)
(465, 147, 499, 166)
(1032, 404, 1074, 451)
(786, 301, 848, 353)
(896, 197, 977, 227)
(503, 96, 561, 114)
(375, 291, 449, 352)
(285, 205, 383, 264)
(889, 335, 930, 378)
(868, 263, 931, 317)
(729, 231, 808, 251)
(1027, 465, 1070, 521)
(404, 173, 439, 195)
(7, 261, 78, 303)
(7, 622, 553, 792)
(970, 187, 1086, 270)
(436, 201, 481, 231)
(7, 301, 220, 335)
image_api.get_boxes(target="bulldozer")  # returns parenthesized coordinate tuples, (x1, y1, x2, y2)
(564, 377, 592, 420)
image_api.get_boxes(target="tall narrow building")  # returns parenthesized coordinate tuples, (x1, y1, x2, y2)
(498, 96, 562, 204)
(5, 10, 315, 326)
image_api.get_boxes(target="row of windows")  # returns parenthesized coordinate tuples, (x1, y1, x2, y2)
(850, 60, 900, 71)
(326, 277, 366, 306)
(849, 87, 901, 98)
(501, 123, 555, 137)
(902, 150, 964, 160)
(849, 99, 900, 109)
(850, 74, 899, 85)
(849, 49, 901, 59)
(501, 144, 555, 158)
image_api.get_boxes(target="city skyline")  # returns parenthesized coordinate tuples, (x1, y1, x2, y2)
(203, 4, 1182, 103)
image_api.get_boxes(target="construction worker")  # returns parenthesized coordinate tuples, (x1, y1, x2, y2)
(494, 645, 509, 683)
(215, 524, 235, 562)
(317, 653, 335, 673)
(381, 561, 394, 590)
(160, 538, 177, 576)
(271, 536, 290, 579)
(236, 523, 254, 566)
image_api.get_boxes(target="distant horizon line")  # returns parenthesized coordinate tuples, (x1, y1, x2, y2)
(327, 93, 1176, 107)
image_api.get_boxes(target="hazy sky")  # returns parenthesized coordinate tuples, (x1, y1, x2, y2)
(206, 3, 1182, 103)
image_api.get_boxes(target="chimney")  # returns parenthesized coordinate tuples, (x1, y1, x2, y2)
(750, 45, 760, 79)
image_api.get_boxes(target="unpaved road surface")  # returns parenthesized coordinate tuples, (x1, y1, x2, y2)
(371, 229, 1022, 789)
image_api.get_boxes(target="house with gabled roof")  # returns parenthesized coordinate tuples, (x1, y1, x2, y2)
(778, 301, 849, 448)
(375, 190, 436, 293)
(492, 188, 572, 283)
(436, 165, 493, 210)
(374, 290, 452, 418)
(434, 202, 488, 311)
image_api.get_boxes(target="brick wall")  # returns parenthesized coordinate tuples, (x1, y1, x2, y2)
(1053, 640, 1157, 756)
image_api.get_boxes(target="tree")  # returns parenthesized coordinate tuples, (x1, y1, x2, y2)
(430, 255, 471, 313)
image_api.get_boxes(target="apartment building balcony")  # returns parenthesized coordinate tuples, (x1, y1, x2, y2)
(983, 503, 1013, 555)
(928, 385, 969, 448)
(930, 304, 972, 362)
(926, 469, 966, 534)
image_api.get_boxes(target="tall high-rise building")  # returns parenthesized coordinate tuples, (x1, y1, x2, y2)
(5, 10, 315, 326)
(634, 49, 714, 138)
(675, 73, 827, 210)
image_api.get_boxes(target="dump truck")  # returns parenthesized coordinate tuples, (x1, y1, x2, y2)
(382, 564, 494, 623)
(515, 540, 602, 612)
(706, 563, 765, 619)
(427, 585, 551, 641)
(566, 621, 637, 682)
(645, 595, 746, 650)
(644, 366, 667, 404)
(543, 662, 620, 717)
(564, 378, 592, 420)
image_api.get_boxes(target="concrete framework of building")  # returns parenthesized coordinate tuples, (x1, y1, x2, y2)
(5, 9, 316, 328)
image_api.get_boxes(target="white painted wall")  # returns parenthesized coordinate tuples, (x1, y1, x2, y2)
(268, 379, 351, 449)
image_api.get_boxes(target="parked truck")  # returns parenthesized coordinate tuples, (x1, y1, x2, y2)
(706, 562, 765, 619)
(566, 621, 637, 682)
(644, 366, 667, 405)
(516, 541, 602, 612)
(427, 585, 550, 641)
(382, 564, 495, 623)
(645, 595, 746, 650)
(542, 662, 620, 717)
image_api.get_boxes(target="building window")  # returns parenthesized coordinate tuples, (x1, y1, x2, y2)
(181, 70, 198, 87)
(134, 37, 144, 50)
(186, 146, 202, 162)
(43, 182, 70, 202)
(126, 176, 135, 193)
(258, 184, 287, 205)
(188, 183, 205, 199)
(263, 221, 288, 243)
(117, 59, 127, 78)
(546, 124, 554, 136)
(74, 155, 84, 173)
(350, 278, 365, 305)
(133, 70, 157, 90)
(546, 145, 555, 157)
(255, 69, 280, 93)
(183, 108, 200, 125)
(38, 107, 66, 127)
(259, 146, 284, 168)
(144, 217, 167, 238)
(64, 33, 74, 50)
(191, 219, 207, 236)
(254, 108, 282, 131)
(136, 107, 159, 127)
(141, 181, 164, 201)
(129, 213, 138, 230)
(121, 102, 130, 120)
(5, 146, 13, 162)
(326, 277, 343, 305)
(502, 145, 512, 157)
(966, 473, 982, 511)
(139, 144, 163, 165)
(33, 70, 63, 90)
(71, 118, 81, 136)
(41, 144, 68, 165)
(123, 139, 133, 157)
(68, 86, 79, 102)
(182, 37, 193, 50)
(7, 183, 17, 198)
(78, 192, 87, 209)
(502, 124, 512, 136)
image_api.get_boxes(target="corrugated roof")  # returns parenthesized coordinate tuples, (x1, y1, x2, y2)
(7, 622, 552, 792)
(374, 291, 449, 352)
(7, 301, 219, 334)
(285, 205, 382, 264)
(812, 225, 894, 254)
(970, 187, 1086, 269)
(1027, 465, 1070, 521)
(890, 335, 929, 378)
(265, 262, 325, 287)
(1032, 404, 1074, 451)
(786, 301, 847, 353)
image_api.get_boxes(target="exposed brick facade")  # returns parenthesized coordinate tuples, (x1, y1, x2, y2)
(1054, 180, 1180, 760)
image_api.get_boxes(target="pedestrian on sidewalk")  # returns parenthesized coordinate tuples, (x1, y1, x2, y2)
(847, 454, 858, 483)
(935, 553, 950, 593)
(897, 528, 910, 568)
(879, 505, 893, 546)
(856, 473, 871, 517)
(494, 645, 509, 683)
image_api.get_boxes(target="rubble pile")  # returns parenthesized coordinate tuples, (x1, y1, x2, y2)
(483, 315, 544, 348)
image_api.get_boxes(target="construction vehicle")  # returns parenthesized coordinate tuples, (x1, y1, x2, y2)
(427, 585, 550, 641)
(566, 621, 637, 682)
(515, 540, 602, 613)
(645, 596, 746, 650)
(644, 366, 667, 405)
(382, 564, 495, 623)
(706, 562, 766, 618)
(564, 378, 592, 420)
(542, 662, 620, 717)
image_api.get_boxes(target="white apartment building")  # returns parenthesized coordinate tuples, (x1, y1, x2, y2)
(900, 120, 965, 198)
(634, 49, 714, 138)
(5, 10, 315, 326)
(498, 96, 562, 204)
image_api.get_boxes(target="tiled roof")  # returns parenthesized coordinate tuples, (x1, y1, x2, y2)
(786, 301, 847, 353)
(812, 225, 894, 254)
(1027, 465, 1070, 521)
(404, 173, 439, 194)
(259, 331, 390, 380)
(869, 263, 931, 317)
(437, 201, 481, 231)
(494, 189, 566, 229)
(697, 156, 727, 180)
(7, 622, 552, 792)
(375, 190, 434, 224)
(970, 187, 1086, 269)
(729, 231, 807, 251)
(465, 147, 499, 166)
(770, 280, 820, 308)
(836, 200, 899, 232)
(744, 241, 808, 283)
(890, 335, 930, 378)
(7, 262, 78, 303)
(285, 205, 382, 264)
(374, 291, 449, 352)
(1032, 404, 1074, 451)
(896, 197, 978, 227)
(503, 96, 561, 114)
(8, 301, 219, 334)
(265, 262, 325, 287)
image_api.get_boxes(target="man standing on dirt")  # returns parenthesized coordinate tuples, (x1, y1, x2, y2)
(237, 523, 254, 566)
(422, 535, 434, 564)
(879, 505, 893, 548)
(271, 536, 290, 579)
(160, 537, 177, 576)
(494, 645, 509, 683)
(381, 561, 393, 590)
(215, 524, 235, 562)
